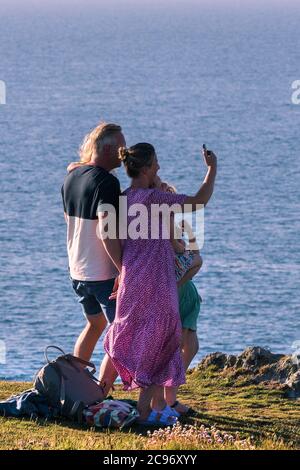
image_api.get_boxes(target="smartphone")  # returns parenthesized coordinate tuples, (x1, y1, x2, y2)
(203, 144, 211, 156)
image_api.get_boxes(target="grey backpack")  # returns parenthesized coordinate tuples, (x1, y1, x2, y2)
(34, 346, 105, 422)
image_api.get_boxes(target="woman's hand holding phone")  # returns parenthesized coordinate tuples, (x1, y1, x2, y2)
(202, 144, 217, 169)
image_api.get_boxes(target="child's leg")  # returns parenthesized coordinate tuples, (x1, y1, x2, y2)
(165, 329, 199, 414)
(182, 328, 199, 370)
(165, 387, 190, 414)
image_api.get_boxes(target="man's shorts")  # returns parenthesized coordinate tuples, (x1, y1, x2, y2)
(71, 278, 116, 324)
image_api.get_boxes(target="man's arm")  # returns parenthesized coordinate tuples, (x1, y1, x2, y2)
(61, 185, 68, 223)
(97, 175, 122, 272)
(102, 238, 122, 273)
(98, 212, 122, 272)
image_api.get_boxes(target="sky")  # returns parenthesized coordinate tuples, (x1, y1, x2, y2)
(1, 0, 298, 30)
(0, 0, 297, 10)
(1, 0, 299, 20)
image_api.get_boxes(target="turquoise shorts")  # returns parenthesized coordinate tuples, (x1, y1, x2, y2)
(178, 280, 202, 331)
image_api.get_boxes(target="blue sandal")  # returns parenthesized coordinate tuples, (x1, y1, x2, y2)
(138, 407, 178, 427)
(162, 405, 180, 418)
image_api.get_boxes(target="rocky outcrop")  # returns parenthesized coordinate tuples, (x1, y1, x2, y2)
(197, 347, 300, 398)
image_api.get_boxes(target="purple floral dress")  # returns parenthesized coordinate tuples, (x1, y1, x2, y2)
(104, 187, 187, 390)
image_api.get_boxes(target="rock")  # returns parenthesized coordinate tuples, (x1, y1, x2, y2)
(235, 347, 284, 370)
(197, 346, 300, 399)
(284, 371, 300, 399)
(225, 354, 237, 368)
(198, 352, 228, 370)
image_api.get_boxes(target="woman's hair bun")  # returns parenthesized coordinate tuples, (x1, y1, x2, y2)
(118, 142, 155, 177)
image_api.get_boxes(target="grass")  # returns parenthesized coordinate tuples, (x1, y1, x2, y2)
(0, 366, 299, 450)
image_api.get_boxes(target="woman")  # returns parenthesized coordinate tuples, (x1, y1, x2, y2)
(103, 142, 217, 425)
(147, 175, 203, 416)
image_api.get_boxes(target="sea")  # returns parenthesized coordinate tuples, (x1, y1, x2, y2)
(0, 0, 299, 380)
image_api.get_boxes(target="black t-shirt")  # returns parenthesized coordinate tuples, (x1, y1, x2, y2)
(61, 165, 121, 281)
(62, 165, 121, 219)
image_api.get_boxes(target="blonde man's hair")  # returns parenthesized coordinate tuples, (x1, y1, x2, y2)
(79, 122, 122, 163)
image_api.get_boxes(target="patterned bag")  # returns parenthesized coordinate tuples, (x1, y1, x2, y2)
(83, 399, 139, 430)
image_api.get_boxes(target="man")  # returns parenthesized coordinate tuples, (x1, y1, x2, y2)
(61, 122, 125, 381)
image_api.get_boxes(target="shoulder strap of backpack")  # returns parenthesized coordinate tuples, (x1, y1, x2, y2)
(44, 346, 97, 374)
(44, 345, 66, 363)
(50, 363, 84, 422)
(48, 361, 66, 408)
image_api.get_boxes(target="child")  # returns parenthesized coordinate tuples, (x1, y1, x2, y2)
(153, 176, 203, 287)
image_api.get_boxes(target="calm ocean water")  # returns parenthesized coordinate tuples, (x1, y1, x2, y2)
(0, 1, 299, 381)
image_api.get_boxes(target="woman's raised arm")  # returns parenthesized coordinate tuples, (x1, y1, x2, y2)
(184, 148, 217, 211)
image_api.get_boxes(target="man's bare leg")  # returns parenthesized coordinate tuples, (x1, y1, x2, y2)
(74, 313, 107, 362)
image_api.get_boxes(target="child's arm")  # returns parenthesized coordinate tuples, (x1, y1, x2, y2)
(177, 253, 203, 288)
(182, 220, 199, 253)
(170, 215, 185, 254)
(172, 238, 186, 254)
(67, 161, 85, 172)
